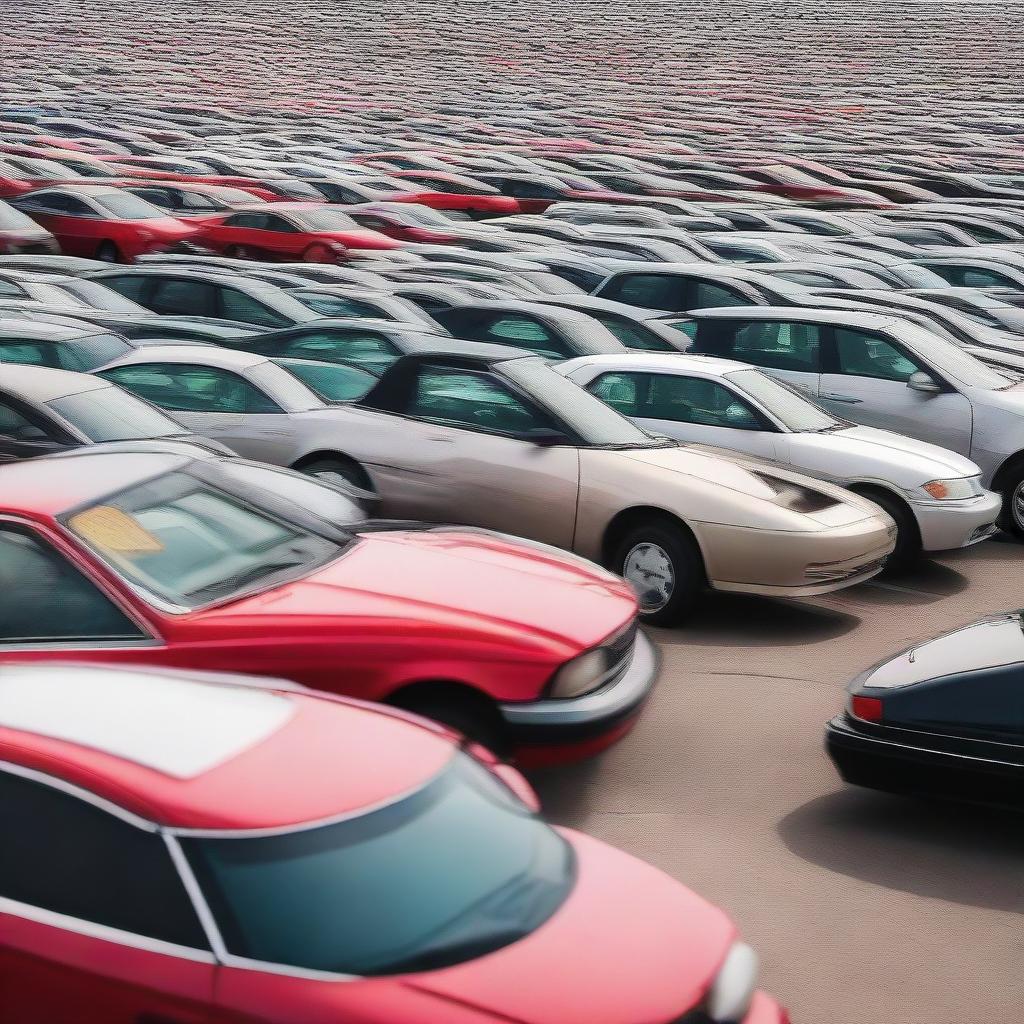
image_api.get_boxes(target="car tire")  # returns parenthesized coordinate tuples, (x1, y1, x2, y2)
(296, 455, 372, 490)
(302, 244, 333, 263)
(997, 463, 1024, 540)
(856, 489, 922, 571)
(225, 244, 249, 259)
(96, 241, 121, 263)
(611, 519, 704, 626)
(391, 687, 508, 756)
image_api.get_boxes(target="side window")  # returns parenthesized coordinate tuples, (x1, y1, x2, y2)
(644, 375, 762, 429)
(717, 321, 821, 373)
(833, 329, 923, 383)
(599, 273, 685, 310)
(218, 289, 290, 328)
(962, 267, 1016, 289)
(407, 367, 555, 436)
(57, 196, 95, 216)
(150, 278, 218, 317)
(774, 270, 838, 287)
(224, 213, 269, 230)
(477, 316, 570, 358)
(276, 359, 377, 402)
(262, 216, 299, 234)
(131, 188, 172, 209)
(0, 526, 144, 642)
(596, 315, 675, 352)
(588, 372, 644, 416)
(0, 771, 207, 949)
(96, 274, 150, 304)
(351, 215, 388, 230)
(293, 293, 382, 318)
(0, 342, 61, 368)
(264, 331, 400, 374)
(0, 400, 57, 442)
(693, 282, 750, 308)
(100, 364, 281, 414)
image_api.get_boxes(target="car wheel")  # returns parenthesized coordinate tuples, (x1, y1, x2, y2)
(856, 489, 922, 571)
(998, 465, 1024, 540)
(611, 519, 704, 625)
(225, 244, 249, 259)
(302, 244, 333, 263)
(96, 241, 121, 263)
(297, 455, 372, 490)
(391, 687, 508, 756)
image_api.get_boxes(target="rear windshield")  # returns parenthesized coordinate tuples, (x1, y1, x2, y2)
(48, 387, 185, 441)
(182, 753, 574, 975)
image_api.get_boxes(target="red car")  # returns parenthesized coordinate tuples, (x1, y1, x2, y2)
(0, 449, 654, 764)
(0, 662, 789, 1024)
(7, 186, 200, 262)
(306, 176, 519, 218)
(194, 203, 405, 262)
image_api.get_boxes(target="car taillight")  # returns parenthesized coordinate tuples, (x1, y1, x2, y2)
(850, 695, 883, 722)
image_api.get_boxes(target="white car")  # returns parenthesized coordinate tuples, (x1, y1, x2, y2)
(561, 352, 1001, 565)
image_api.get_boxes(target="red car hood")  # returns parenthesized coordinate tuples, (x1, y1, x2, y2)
(401, 830, 735, 1024)
(390, 191, 519, 214)
(200, 528, 636, 651)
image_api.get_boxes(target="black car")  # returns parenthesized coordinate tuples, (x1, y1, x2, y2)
(826, 613, 1024, 809)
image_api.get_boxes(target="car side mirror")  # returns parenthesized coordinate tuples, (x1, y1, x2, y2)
(521, 426, 569, 446)
(907, 370, 942, 394)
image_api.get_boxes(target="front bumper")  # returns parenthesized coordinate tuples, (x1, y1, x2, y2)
(500, 631, 658, 752)
(826, 713, 1024, 808)
(910, 489, 1002, 552)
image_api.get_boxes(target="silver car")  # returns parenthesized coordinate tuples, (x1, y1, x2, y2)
(560, 352, 1001, 564)
(686, 306, 1024, 536)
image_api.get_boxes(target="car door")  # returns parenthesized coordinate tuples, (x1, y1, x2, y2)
(0, 394, 75, 463)
(0, 766, 214, 1024)
(204, 212, 270, 257)
(370, 362, 580, 546)
(584, 369, 783, 461)
(693, 318, 823, 397)
(98, 362, 298, 464)
(818, 326, 974, 455)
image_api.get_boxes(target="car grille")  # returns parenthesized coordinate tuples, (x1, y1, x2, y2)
(805, 557, 886, 583)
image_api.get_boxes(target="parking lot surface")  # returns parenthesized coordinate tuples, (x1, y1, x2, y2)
(536, 538, 1024, 1024)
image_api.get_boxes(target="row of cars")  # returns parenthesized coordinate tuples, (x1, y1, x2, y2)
(6, 16, 1024, 1017)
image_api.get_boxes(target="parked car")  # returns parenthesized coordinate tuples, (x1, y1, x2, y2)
(0, 317, 137, 369)
(8, 186, 200, 261)
(101, 344, 897, 623)
(0, 198, 59, 254)
(562, 353, 1001, 564)
(0, 663, 785, 1023)
(827, 612, 1024, 809)
(685, 305, 1024, 536)
(0, 448, 654, 759)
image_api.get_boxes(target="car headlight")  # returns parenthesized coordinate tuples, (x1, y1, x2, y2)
(706, 941, 759, 1023)
(920, 476, 982, 500)
(548, 648, 611, 699)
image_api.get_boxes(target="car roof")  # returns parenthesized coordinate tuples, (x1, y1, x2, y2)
(0, 363, 110, 401)
(0, 317, 100, 340)
(0, 664, 455, 831)
(101, 343, 272, 371)
(562, 352, 748, 377)
(688, 305, 908, 330)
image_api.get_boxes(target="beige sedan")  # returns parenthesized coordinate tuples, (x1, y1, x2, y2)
(102, 345, 896, 624)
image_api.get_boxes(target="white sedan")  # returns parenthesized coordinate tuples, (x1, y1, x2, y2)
(560, 352, 1001, 566)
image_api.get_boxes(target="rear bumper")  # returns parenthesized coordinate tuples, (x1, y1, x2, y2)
(500, 631, 658, 762)
(826, 713, 1024, 807)
(911, 490, 1002, 552)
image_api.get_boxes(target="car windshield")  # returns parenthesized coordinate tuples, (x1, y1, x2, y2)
(55, 279, 149, 313)
(501, 357, 670, 448)
(727, 369, 840, 432)
(181, 752, 574, 976)
(892, 322, 1015, 389)
(289, 209, 360, 231)
(66, 332, 135, 370)
(63, 470, 340, 609)
(93, 192, 171, 221)
(48, 386, 185, 441)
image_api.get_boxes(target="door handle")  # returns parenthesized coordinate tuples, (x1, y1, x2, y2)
(425, 435, 455, 443)
(820, 393, 863, 404)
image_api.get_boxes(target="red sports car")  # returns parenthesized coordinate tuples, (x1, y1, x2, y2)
(194, 203, 405, 262)
(7, 185, 200, 262)
(0, 449, 655, 764)
(0, 662, 789, 1024)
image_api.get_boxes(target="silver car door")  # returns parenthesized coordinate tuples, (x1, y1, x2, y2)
(818, 327, 973, 455)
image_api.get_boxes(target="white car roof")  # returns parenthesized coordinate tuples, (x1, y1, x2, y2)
(101, 343, 272, 371)
(560, 352, 747, 378)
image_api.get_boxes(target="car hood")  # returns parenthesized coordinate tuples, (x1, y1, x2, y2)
(791, 424, 980, 481)
(198, 528, 636, 651)
(399, 830, 735, 1024)
(856, 612, 1024, 691)
(611, 443, 880, 527)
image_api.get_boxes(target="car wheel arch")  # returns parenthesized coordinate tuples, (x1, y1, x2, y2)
(291, 450, 374, 489)
(600, 505, 705, 568)
(847, 482, 923, 563)
(386, 679, 508, 753)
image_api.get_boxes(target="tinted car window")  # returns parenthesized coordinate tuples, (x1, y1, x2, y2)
(408, 366, 553, 435)
(150, 278, 218, 317)
(0, 400, 56, 442)
(183, 753, 572, 975)
(478, 316, 570, 358)
(0, 342, 62, 368)
(219, 289, 291, 328)
(259, 330, 400, 373)
(0, 526, 144, 642)
(224, 213, 270, 230)
(275, 358, 377, 402)
(594, 314, 675, 352)
(48, 387, 183, 441)
(598, 273, 685, 310)
(694, 282, 750, 307)
(834, 329, 923, 382)
(590, 372, 760, 428)
(95, 274, 150, 303)
(0, 771, 207, 949)
(292, 293, 385, 318)
(709, 320, 821, 373)
(100, 364, 281, 414)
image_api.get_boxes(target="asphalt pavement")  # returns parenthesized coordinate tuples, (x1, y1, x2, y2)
(533, 536, 1024, 1024)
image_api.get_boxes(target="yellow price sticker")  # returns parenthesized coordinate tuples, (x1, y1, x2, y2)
(69, 506, 165, 555)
